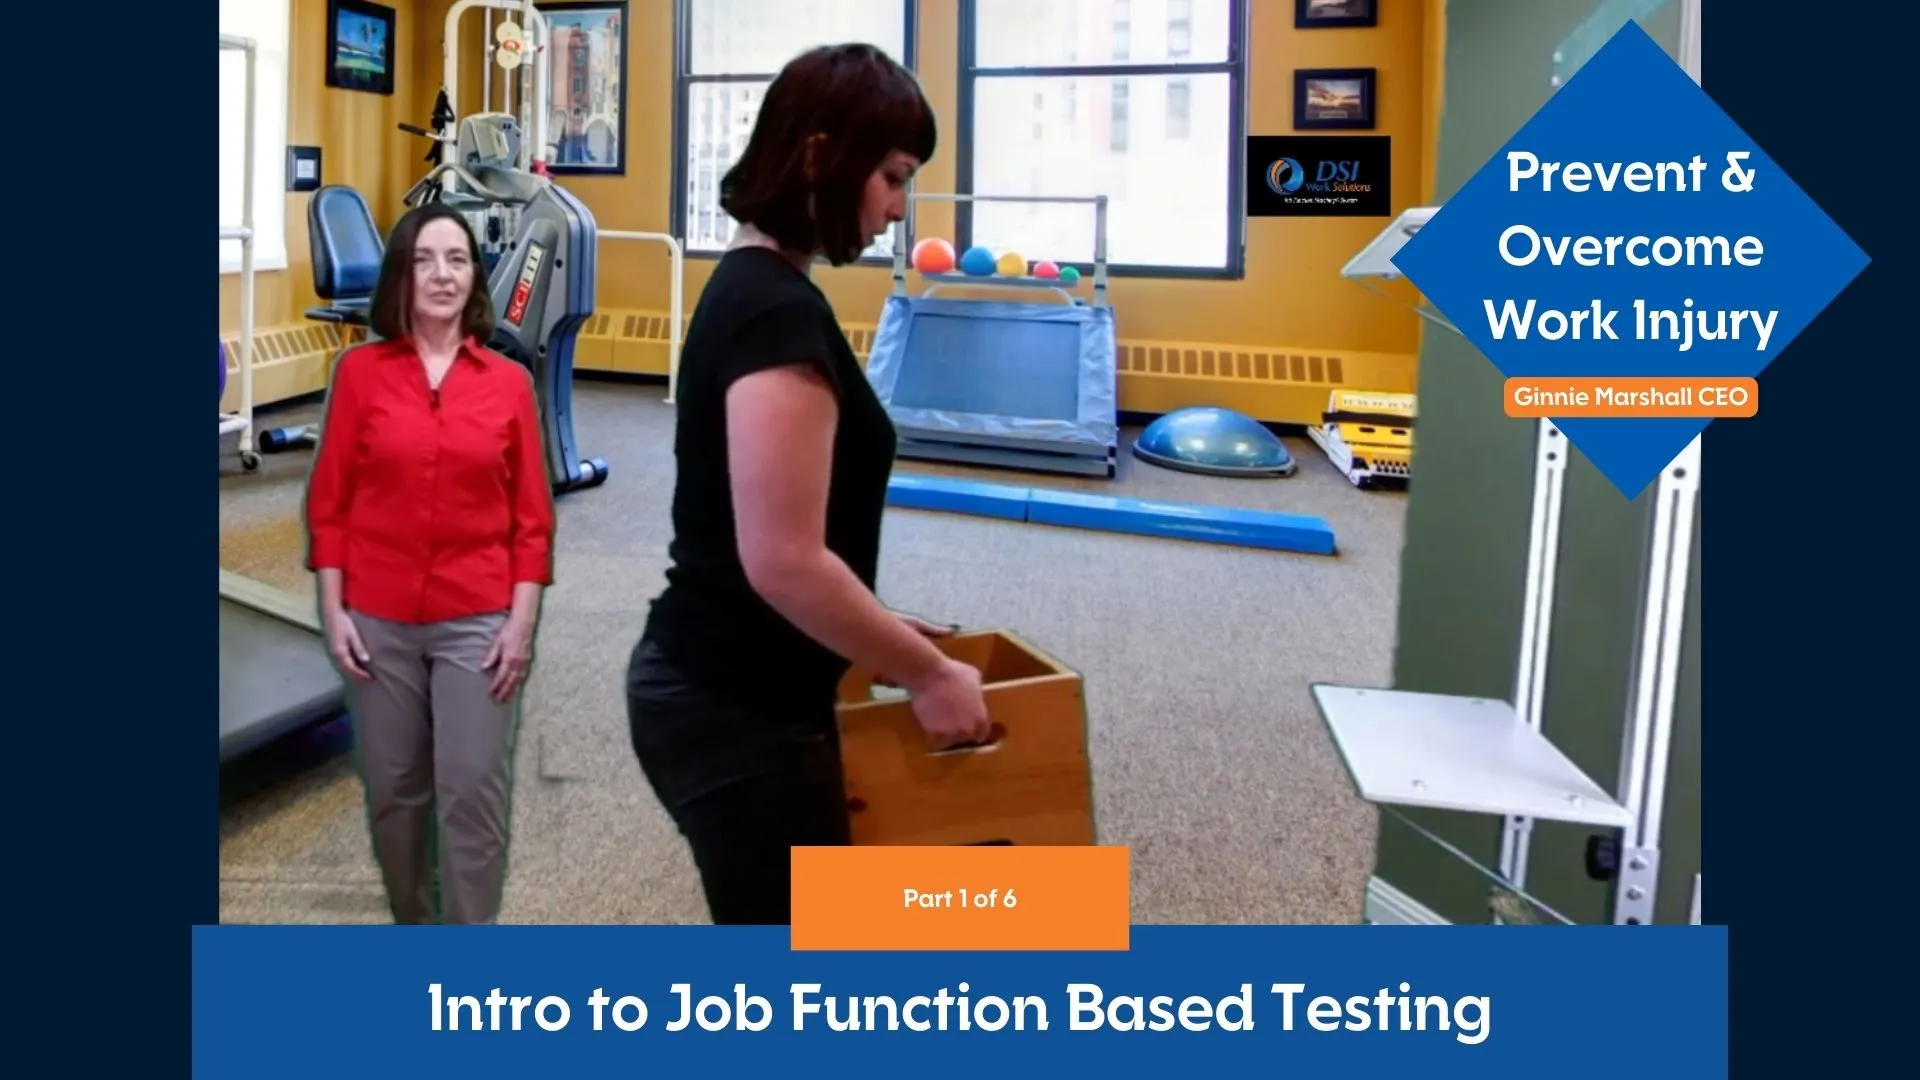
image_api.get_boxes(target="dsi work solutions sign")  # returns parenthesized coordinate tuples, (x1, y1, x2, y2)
(1393, 21, 1869, 498)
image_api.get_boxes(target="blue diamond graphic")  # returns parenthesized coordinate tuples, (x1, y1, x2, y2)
(1391, 20, 1870, 497)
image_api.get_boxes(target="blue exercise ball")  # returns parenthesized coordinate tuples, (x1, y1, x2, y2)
(959, 245, 998, 276)
(219, 340, 228, 405)
(1132, 406, 1296, 478)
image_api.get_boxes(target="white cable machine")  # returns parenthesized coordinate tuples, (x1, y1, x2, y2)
(442, 0, 551, 171)
(1314, 0, 1703, 926)
(450, 1, 685, 404)
(219, 32, 260, 473)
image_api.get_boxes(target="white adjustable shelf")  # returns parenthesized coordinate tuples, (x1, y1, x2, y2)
(917, 271, 1083, 290)
(1310, 685, 1632, 827)
(890, 191, 1112, 309)
(1339, 205, 1459, 335)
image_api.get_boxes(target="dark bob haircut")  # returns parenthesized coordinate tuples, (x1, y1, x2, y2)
(370, 203, 495, 343)
(719, 43, 938, 266)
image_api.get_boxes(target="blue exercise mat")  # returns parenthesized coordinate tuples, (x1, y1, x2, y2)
(866, 294, 1118, 460)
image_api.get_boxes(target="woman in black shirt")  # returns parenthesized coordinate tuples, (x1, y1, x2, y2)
(626, 44, 992, 925)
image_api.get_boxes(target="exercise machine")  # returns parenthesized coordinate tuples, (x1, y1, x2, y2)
(866, 193, 1120, 479)
(220, 571, 348, 763)
(219, 31, 348, 760)
(397, 108, 608, 492)
(268, 131, 609, 493)
(266, 1, 608, 492)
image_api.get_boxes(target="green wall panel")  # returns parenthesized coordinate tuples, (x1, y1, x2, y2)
(1375, 0, 1700, 926)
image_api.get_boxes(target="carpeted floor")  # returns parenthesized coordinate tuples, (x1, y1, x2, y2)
(218, 379, 1407, 925)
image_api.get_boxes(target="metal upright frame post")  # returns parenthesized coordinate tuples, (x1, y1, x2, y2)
(218, 32, 259, 473)
(1609, 438, 1700, 923)
(1498, 421, 1572, 891)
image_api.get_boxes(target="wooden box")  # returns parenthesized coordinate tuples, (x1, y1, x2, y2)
(834, 630, 1095, 847)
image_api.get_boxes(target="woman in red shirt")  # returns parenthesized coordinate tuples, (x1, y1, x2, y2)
(304, 203, 556, 925)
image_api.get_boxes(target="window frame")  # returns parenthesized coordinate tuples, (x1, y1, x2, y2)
(669, 0, 922, 268)
(219, 0, 292, 275)
(954, 0, 1249, 281)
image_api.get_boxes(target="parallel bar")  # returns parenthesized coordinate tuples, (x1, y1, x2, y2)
(600, 230, 686, 403)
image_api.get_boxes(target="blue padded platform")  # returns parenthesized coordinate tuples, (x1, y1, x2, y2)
(1025, 488, 1335, 555)
(885, 474, 1336, 556)
(866, 294, 1119, 477)
(885, 473, 1030, 521)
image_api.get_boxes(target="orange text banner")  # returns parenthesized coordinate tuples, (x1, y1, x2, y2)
(790, 846, 1130, 951)
(1504, 376, 1758, 418)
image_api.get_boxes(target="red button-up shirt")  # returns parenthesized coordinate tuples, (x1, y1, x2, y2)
(304, 336, 556, 625)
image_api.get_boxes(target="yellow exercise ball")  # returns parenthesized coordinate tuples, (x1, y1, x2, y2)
(995, 251, 1027, 276)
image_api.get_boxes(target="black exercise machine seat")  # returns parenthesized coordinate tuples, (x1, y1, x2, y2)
(258, 186, 383, 454)
(306, 185, 383, 327)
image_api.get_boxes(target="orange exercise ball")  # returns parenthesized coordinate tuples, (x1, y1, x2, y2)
(912, 237, 956, 274)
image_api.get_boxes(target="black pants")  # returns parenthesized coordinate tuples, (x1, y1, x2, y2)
(625, 637, 851, 925)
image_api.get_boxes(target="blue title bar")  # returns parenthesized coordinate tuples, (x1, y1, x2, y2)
(192, 925, 1726, 1075)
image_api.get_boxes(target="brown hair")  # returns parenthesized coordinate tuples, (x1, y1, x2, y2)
(370, 203, 495, 342)
(719, 44, 938, 266)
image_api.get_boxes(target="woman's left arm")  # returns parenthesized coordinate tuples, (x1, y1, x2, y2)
(506, 372, 557, 600)
(488, 373, 557, 700)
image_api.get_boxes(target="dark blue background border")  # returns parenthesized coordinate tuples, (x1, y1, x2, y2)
(1708, 0, 1905, 1070)
(25, 0, 1895, 1068)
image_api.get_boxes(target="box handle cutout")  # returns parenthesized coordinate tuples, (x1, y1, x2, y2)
(928, 722, 1007, 757)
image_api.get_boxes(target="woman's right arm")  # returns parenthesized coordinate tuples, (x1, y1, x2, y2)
(725, 363, 952, 692)
(304, 351, 365, 616)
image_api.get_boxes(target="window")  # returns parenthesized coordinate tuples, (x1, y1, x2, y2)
(958, 0, 1245, 277)
(219, 0, 291, 274)
(1168, 0, 1192, 57)
(673, 0, 917, 261)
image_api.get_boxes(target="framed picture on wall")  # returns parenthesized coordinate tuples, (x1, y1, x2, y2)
(1296, 0, 1378, 29)
(1294, 68, 1378, 130)
(536, 2, 629, 176)
(325, 0, 397, 96)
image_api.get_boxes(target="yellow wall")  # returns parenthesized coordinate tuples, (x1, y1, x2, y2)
(219, 0, 432, 335)
(1422, 0, 1447, 203)
(228, 0, 1441, 421)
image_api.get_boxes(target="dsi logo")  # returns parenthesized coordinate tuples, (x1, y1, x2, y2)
(1246, 135, 1391, 218)
(1266, 158, 1306, 194)
(1315, 160, 1364, 183)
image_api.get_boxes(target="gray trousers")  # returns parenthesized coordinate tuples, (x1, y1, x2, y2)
(347, 610, 518, 925)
